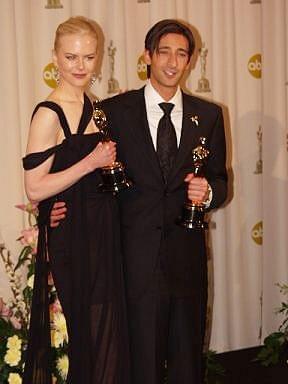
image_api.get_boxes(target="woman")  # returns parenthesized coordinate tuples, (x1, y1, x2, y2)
(23, 16, 129, 384)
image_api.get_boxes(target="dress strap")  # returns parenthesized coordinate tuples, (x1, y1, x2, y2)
(77, 93, 94, 135)
(23, 145, 61, 170)
(31, 101, 72, 138)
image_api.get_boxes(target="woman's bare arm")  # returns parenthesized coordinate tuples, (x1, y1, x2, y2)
(24, 107, 116, 203)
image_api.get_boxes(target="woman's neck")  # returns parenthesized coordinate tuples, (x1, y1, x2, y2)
(54, 82, 86, 103)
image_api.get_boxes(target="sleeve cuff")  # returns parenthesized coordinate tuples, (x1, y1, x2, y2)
(204, 184, 213, 208)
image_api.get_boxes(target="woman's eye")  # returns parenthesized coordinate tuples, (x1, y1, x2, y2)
(66, 55, 75, 61)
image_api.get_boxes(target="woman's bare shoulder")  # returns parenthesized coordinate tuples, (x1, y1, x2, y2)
(27, 103, 60, 153)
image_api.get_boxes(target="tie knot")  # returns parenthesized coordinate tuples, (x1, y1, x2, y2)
(159, 102, 174, 116)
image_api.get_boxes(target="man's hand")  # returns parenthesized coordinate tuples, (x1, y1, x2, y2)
(50, 201, 67, 228)
(185, 173, 209, 204)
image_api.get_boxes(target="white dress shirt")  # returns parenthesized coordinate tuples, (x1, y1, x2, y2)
(144, 80, 183, 149)
(143, 80, 212, 206)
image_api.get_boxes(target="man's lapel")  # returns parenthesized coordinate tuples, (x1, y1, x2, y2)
(168, 92, 201, 183)
(123, 88, 163, 182)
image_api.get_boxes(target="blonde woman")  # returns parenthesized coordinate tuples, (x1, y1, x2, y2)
(23, 16, 129, 384)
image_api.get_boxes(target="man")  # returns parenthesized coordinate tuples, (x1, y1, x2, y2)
(52, 19, 227, 384)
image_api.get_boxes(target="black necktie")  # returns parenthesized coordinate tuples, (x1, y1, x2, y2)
(157, 102, 177, 182)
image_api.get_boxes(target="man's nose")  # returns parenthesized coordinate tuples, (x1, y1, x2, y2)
(167, 52, 177, 67)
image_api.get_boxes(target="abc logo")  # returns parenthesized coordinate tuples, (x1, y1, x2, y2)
(251, 221, 263, 245)
(43, 62, 58, 89)
(248, 54, 262, 78)
(137, 55, 147, 81)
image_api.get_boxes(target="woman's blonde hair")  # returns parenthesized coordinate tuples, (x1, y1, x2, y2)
(54, 16, 99, 51)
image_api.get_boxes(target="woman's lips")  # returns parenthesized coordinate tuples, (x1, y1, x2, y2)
(72, 73, 87, 78)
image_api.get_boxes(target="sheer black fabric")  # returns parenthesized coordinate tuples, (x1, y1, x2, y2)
(22, 94, 130, 384)
(22, 201, 52, 383)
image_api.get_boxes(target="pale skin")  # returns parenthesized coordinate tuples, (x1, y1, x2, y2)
(25, 32, 116, 203)
(50, 32, 209, 227)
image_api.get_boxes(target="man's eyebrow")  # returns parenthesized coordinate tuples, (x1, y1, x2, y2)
(177, 48, 189, 53)
(157, 46, 188, 53)
(157, 45, 169, 50)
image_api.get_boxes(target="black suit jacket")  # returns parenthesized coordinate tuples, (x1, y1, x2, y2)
(101, 87, 227, 299)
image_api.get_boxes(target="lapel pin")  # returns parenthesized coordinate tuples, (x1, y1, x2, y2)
(191, 115, 199, 126)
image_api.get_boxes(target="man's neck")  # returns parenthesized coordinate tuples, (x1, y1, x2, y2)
(149, 80, 178, 101)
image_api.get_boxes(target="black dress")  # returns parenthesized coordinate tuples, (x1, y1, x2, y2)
(22, 94, 130, 384)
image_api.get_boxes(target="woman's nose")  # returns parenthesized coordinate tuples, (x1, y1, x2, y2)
(77, 57, 84, 69)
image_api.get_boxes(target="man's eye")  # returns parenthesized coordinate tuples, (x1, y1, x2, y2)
(178, 52, 188, 58)
(66, 55, 75, 60)
(86, 56, 95, 60)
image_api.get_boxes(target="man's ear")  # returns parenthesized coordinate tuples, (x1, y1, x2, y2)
(143, 49, 152, 65)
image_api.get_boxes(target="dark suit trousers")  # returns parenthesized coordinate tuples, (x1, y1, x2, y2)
(127, 267, 206, 384)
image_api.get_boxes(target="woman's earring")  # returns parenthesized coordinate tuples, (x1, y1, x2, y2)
(90, 73, 97, 87)
(54, 66, 60, 85)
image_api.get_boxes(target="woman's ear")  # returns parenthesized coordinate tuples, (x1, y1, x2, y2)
(52, 49, 58, 67)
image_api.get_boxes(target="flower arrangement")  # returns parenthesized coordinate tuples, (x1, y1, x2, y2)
(256, 283, 288, 367)
(0, 203, 68, 383)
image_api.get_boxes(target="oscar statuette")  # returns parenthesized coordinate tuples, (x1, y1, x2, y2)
(196, 43, 211, 93)
(107, 41, 120, 94)
(92, 101, 132, 192)
(45, 0, 63, 8)
(254, 125, 262, 174)
(176, 137, 209, 229)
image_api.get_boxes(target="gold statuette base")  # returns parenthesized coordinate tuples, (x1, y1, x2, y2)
(98, 162, 132, 193)
(176, 202, 208, 230)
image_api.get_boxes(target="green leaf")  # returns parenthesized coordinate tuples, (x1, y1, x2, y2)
(255, 332, 288, 366)
(205, 350, 226, 383)
(14, 246, 32, 270)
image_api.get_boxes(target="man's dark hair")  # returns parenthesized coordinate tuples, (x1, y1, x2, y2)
(145, 19, 195, 60)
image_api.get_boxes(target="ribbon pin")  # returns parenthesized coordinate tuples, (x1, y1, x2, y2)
(191, 115, 199, 126)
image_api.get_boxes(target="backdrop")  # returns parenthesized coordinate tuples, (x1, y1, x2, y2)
(0, 0, 287, 353)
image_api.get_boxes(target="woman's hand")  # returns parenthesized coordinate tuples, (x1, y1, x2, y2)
(85, 141, 116, 171)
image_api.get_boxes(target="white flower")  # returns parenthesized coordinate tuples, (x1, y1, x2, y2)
(15, 293, 22, 301)
(8, 271, 14, 279)
(51, 329, 65, 348)
(7, 335, 22, 350)
(56, 354, 69, 379)
(51, 312, 68, 343)
(8, 373, 22, 384)
(17, 300, 26, 311)
(27, 274, 34, 289)
(4, 348, 21, 366)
